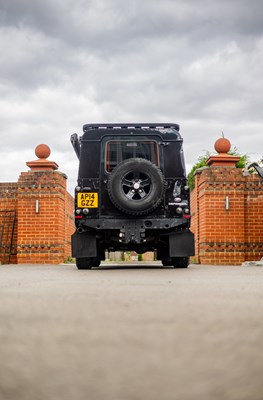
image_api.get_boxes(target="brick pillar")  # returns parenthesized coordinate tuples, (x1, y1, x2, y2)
(191, 137, 263, 265)
(16, 144, 74, 264)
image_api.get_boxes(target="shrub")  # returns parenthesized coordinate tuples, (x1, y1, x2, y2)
(187, 147, 249, 191)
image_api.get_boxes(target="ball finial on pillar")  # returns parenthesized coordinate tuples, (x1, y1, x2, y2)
(35, 144, 51, 159)
(214, 137, 231, 154)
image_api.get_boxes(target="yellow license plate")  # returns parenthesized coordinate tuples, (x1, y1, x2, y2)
(77, 192, 98, 208)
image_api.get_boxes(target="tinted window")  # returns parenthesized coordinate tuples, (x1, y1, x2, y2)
(106, 141, 158, 172)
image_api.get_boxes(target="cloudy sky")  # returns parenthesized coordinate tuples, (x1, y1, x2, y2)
(1, 0, 263, 194)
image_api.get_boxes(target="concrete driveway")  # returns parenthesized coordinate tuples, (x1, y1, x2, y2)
(0, 263, 263, 400)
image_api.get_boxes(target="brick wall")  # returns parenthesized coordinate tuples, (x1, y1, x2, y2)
(0, 160, 75, 264)
(191, 166, 263, 265)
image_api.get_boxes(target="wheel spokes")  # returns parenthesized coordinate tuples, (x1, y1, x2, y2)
(121, 171, 151, 201)
(126, 190, 136, 200)
(140, 178, 151, 187)
(122, 178, 133, 188)
(138, 189, 147, 198)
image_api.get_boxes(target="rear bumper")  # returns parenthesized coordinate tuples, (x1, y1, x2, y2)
(72, 217, 194, 258)
(76, 217, 190, 231)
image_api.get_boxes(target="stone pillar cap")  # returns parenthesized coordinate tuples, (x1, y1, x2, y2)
(206, 136, 240, 167)
(26, 144, 59, 171)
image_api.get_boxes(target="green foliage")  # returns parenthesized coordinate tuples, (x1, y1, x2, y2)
(228, 146, 249, 169)
(187, 151, 211, 191)
(187, 146, 249, 191)
(63, 256, 75, 264)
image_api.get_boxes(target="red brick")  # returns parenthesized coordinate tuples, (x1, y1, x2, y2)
(191, 166, 263, 265)
(0, 170, 74, 265)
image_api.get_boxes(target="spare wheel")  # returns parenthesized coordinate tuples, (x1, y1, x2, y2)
(108, 158, 165, 215)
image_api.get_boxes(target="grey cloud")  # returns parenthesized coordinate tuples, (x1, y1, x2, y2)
(2, 0, 263, 49)
(0, 0, 263, 194)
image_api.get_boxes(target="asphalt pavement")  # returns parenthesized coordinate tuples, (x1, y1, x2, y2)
(0, 262, 263, 400)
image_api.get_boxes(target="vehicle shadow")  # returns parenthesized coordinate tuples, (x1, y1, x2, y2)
(94, 262, 174, 270)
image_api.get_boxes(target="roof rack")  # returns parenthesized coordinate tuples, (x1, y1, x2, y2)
(83, 123, 180, 132)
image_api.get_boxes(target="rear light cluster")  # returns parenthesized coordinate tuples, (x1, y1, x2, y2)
(75, 208, 90, 217)
(172, 182, 190, 217)
(173, 197, 190, 217)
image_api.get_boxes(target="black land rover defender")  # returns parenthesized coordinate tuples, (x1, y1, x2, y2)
(71, 123, 194, 269)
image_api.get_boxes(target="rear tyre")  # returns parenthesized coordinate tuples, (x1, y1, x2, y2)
(76, 257, 101, 270)
(172, 257, 190, 268)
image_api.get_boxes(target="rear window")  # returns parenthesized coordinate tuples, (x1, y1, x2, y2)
(106, 141, 159, 172)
